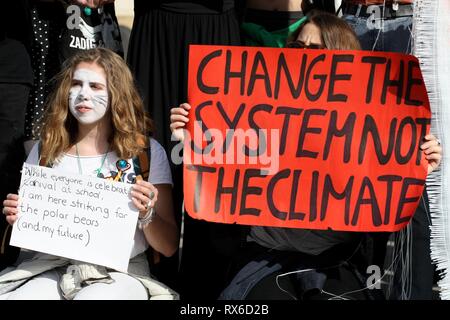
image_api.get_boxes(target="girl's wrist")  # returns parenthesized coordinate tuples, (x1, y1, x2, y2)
(138, 207, 156, 229)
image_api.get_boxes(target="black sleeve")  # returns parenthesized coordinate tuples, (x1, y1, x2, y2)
(310, 0, 337, 14)
(0, 0, 32, 51)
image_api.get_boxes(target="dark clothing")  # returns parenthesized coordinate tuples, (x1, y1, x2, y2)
(135, 0, 235, 14)
(0, 39, 33, 85)
(0, 0, 32, 51)
(0, 84, 29, 187)
(58, 3, 123, 64)
(311, 0, 337, 13)
(0, 83, 30, 270)
(25, 1, 65, 140)
(128, 1, 241, 151)
(389, 191, 434, 300)
(0, 0, 33, 270)
(243, 8, 305, 31)
(0, 83, 29, 202)
(178, 219, 247, 299)
(0, 0, 33, 85)
(127, 0, 242, 298)
(249, 226, 360, 256)
(408, 194, 433, 300)
(220, 241, 382, 300)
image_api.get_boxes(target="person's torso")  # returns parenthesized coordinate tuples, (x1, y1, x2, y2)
(0, 38, 33, 85)
(134, 0, 235, 14)
(59, 3, 123, 63)
(26, 138, 172, 259)
(249, 226, 359, 255)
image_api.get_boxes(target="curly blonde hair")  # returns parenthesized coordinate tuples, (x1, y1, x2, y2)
(39, 48, 153, 165)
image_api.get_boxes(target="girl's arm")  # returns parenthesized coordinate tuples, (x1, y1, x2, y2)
(141, 184, 178, 257)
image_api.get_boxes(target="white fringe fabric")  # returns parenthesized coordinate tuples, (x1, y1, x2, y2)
(413, 0, 450, 300)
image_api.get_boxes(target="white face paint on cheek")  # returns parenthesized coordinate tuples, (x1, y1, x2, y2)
(69, 68, 109, 125)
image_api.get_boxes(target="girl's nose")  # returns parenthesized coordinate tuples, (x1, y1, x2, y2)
(78, 85, 91, 100)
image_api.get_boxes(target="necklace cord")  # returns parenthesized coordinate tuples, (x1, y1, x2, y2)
(75, 144, 110, 176)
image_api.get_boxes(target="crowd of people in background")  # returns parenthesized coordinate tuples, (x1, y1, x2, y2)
(0, 0, 443, 300)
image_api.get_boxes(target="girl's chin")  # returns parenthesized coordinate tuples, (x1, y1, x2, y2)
(76, 117, 104, 125)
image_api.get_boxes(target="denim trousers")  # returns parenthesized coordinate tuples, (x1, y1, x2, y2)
(343, 13, 413, 53)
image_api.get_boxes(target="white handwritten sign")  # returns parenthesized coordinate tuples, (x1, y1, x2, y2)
(10, 163, 139, 272)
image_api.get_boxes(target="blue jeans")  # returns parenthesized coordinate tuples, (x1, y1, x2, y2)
(343, 14, 412, 53)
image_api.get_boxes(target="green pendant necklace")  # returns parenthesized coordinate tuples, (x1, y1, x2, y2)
(75, 144, 110, 177)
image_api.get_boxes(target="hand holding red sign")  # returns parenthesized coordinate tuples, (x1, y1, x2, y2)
(182, 45, 436, 232)
(420, 134, 442, 174)
(170, 103, 191, 142)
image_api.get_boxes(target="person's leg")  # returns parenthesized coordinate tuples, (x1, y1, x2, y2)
(242, 246, 373, 300)
(244, 270, 303, 300)
(4, 270, 63, 300)
(73, 272, 148, 300)
(0, 83, 28, 196)
(179, 218, 245, 299)
(342, 14, 378, 51)
(409, 193, 433, 299)
(342, 5, 413, 52)
(242, 263, 370, 300)
(308, 264, 370, 300)
(389, 192, 433, 300)
(376, 16, 413, 53)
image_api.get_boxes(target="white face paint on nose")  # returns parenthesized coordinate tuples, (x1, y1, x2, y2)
(69, 68, 109, 125)
(78, 82, 92, 100)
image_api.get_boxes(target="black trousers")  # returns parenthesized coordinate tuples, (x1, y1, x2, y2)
(389, 189, 434, 300)
(0, 83, 29, 270)
(222, 241, 382, 300)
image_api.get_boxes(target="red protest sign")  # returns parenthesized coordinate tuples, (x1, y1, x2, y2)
(184, 45, 431, 232)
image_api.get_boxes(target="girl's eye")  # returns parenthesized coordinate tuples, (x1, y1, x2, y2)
(71, 80, 82, 87)
(90, 83, 103, 90)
